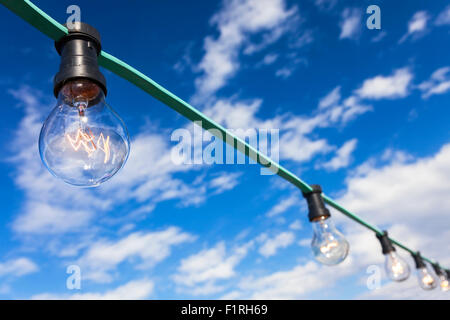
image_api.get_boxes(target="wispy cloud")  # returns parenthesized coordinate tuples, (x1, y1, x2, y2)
(318, 138, 358, 171)
(0, 257, 38, 278)
(399, 11, 430, 43)
(418, 66, 450, 99)
(192, 0, 299, 103)
(173, 241, 253, 295)
(435, 5, 450, 26)
(339, 8, 362, 40)
(258, 231, 295, 257)
(77, 227, 195, 283)
(265, 195, 298, 217)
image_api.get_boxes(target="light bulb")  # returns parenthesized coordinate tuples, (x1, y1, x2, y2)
(417, 267, 437, 290)
(437, 274, 449, 292)
(311, 216, 349, 265)
(384, 251, 410, 282)
(39, 79, 130, 187)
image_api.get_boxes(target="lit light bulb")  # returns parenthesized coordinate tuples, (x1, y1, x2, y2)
(303, 185, 350, 266)
(311, 216, 349, 265)
(376, 231, 410, 282)
(384, 251, 410, 281)
(412, 252, 437, 290)
(417, 268, 437, 290)
(437, 274, 449, 292)
(39, 22, 130, 187)
(39, 79, 130, 187)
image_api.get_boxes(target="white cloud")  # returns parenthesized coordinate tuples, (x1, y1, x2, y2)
(209, 172, 241, 195)
(399, 11, 430, 43)
(77, 227, 195, 283)
(435, 5, 450, 26)
(228, 259, 354, 299)
(265, 195, 298, 217)
(339, 8, 362, 40)
(319, 138, 358, 171)
(261, 53, 278, 65)
(355, 68, 413, 99)
(173, 241, 252, 295)
(258, 232, 295, 257)
(418, 66, 450, 99)
(32, 278, 154, 300)
(319, 86, 341, 110)
(13, 202, 92, 234)
(289, 220, 302, 230)
(275, 67, 294, 79)
(192, 0, 298, 103)
(0, 258, 38, 277)
(314, 0, 337, 12)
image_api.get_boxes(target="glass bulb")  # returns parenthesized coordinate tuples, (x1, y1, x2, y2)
(311, 216, 349, 265)
(438, 274, 449, 292)
(39, 79, 130, 187)
(384, 251, 410, 281)
(417, 267, 437, 290)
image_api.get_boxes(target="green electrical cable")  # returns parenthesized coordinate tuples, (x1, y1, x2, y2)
(0, 0, 440, 267)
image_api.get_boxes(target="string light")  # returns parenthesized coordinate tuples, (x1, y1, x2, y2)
(302, 185, 349, 265)
(412, 252, 437, 290)
(376, 231, 410, 282)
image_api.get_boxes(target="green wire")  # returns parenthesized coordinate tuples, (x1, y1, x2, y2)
(1, 0, 441, 268)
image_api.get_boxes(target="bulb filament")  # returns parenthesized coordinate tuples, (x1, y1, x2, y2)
(422, 274, 434, 286)
(66, 128, 111, 163)
(320, 238, 339, 254)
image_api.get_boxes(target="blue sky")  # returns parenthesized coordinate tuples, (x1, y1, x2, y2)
(0, 0, 449, 299)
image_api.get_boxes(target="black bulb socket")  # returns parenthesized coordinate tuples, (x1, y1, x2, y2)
(302, 185, 331, 222)
(53, 22, 107, 97)
(376, 230, 395, 255)
(432, 263, 444, 276)
(412, 251, 426, 269)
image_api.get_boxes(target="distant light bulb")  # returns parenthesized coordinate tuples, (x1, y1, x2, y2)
(438, 274, 449, 292)
(417, 267, 437, 290)
(311, 216, 349, 265)
(39, 79, 130, 187)
(384, 251, 410, 282)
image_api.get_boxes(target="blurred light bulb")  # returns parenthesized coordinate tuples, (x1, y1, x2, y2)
(39, 79, 130, 187)
(417, 267, 437, 290)
(438, 274, 449, 292)
(384, 251, 410, 282)
(311, 216, 349, 265)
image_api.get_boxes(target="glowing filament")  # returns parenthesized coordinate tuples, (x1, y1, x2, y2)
(320, 240, 339, 254)
(422, 274, 435, 286)
(441, 279, 449, 291)
(66, 128, 111, 163)
(391, 261, 404, 275)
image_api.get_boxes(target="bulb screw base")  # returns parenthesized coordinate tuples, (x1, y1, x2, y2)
(376, 230, 396, 254)
(302, 185, 331, 222)
(53, 22, 107, 97)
